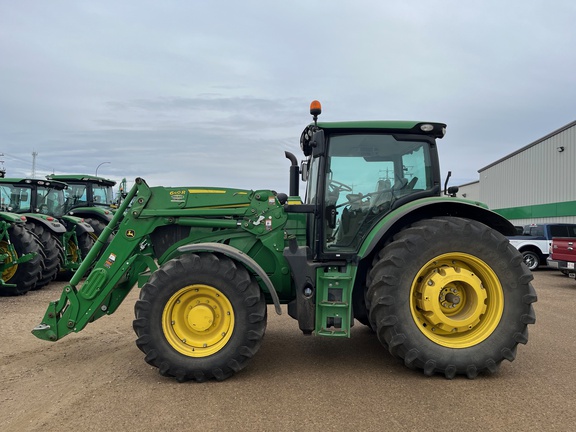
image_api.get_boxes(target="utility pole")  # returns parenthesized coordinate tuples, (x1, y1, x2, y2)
(31, 150, 38, 178)
(0, 153, 5, 178)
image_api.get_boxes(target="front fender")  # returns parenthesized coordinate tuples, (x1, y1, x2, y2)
(177, 242, 282, 315)
(359, 197, 516, 259)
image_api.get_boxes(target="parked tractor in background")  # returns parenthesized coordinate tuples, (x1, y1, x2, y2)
(33, 101, 536, 381)
(0, 211, 43, 295)
(47, 174, 117, 238)
(0, 178, 95, 281)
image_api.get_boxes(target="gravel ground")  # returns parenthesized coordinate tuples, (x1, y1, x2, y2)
(1, 268, 575, 432)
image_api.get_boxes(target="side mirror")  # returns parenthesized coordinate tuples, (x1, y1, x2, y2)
(301, 160, 309, 182)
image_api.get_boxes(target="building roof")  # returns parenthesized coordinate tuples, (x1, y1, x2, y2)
(479, 119, 576, 172)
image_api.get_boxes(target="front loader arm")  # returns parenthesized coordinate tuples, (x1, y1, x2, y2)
(32, 178, 156, 342)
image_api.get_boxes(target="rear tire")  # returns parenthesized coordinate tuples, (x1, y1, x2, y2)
(83, 217, 108, 237)
(57, 231, 95, 280)
(26, 223, 62, 288)
(0, 224, 43, 296)
(133, 253, 267, 382)
(366, 217, 537, 379)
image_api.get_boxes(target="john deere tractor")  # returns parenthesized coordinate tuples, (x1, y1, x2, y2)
(33, 101, 536, 380)
(46, 174, 117, 238)
(0, 178, 95, 282)
(0, 211, 43, 296)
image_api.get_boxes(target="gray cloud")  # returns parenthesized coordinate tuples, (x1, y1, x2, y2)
(1, 0, 575, 195)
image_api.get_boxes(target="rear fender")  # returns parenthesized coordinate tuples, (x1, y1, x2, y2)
(359, 199, 516, 260)
(68, 207, 114, 222)
(24, 214, 67, 234)
(0, 211, 27, 224)
(60, 215, 95, 234)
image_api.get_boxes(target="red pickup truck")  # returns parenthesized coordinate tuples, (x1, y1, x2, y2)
(547, 237, 576, 278)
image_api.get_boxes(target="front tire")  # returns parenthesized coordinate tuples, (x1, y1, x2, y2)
(366, 217, 537, 379)
(133, 253, 267, 382)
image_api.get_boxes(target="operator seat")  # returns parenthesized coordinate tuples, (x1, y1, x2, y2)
(371, 179, 393, 209)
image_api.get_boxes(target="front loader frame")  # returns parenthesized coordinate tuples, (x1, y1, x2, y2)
(32, 177, 288, 341)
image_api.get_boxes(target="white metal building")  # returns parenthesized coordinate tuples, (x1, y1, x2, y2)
(460, 120, 576, 226)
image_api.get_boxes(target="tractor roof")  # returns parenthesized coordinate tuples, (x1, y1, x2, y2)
(0, 178, 68, 189)
(314, 121, 447, 139)
(47, 174, 116, 187)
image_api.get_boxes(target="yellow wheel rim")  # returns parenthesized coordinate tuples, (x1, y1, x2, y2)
(162, 284, 234, 357)
(68, 240, 79, 263)
(410, 253, 504, 348)
(0, 240, 18, 281)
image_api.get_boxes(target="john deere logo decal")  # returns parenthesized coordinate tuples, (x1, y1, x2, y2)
(126, 229, 135, 238)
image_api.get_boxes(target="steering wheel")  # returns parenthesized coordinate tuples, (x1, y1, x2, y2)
(405, 176, 418, 190)
(328, 180, 353, 194)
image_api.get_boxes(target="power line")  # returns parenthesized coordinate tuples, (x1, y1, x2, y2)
(1, 151, 55, 173)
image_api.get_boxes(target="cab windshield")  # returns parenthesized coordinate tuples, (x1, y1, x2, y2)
(322, 133, 434, 251)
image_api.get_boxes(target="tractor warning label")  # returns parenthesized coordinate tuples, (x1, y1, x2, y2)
(104, 253, 116, 269)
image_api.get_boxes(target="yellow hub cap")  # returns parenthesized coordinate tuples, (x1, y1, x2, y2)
(410, 253, 504, 348)
(68, 240, 79, 263)
(0, 241, 18, 281)
(162, 284, 234, 357)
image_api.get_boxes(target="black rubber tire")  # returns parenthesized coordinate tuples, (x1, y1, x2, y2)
(366, 217, 537, 379)
(133, 253, 267, 382)
(83, 217, 108, 237)
(57, 231, 95, 280)
(352, 285, 372, 329)
(0, 224, 44, 296)
(521, 251, 540, 271)
(26, 222, 62, 289)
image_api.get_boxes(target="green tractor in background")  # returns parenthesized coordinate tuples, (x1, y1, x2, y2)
(33, 101, 536, 380)
(0, 211, 43, 296)
(46, 174, 118, 238)
(0, 178, 95, 282)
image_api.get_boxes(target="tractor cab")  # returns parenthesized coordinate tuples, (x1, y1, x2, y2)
(0, 178, 68, 217)
(46, 174, 116, 213)
(297, 101, 446, 259)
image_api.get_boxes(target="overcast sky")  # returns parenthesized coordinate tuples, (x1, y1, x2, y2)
(1, 1, 575, 195)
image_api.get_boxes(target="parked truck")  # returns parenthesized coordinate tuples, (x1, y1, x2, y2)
(32, 101, 536, 381)
(547, 237, 576, 278)
(508, 223, 576, 271)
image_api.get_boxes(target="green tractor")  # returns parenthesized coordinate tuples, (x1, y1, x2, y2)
(33, 101, 536, 380)
(0, 211, 43, 296)
(0, 178, 95, 282)
(46, 174, 118, 238)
